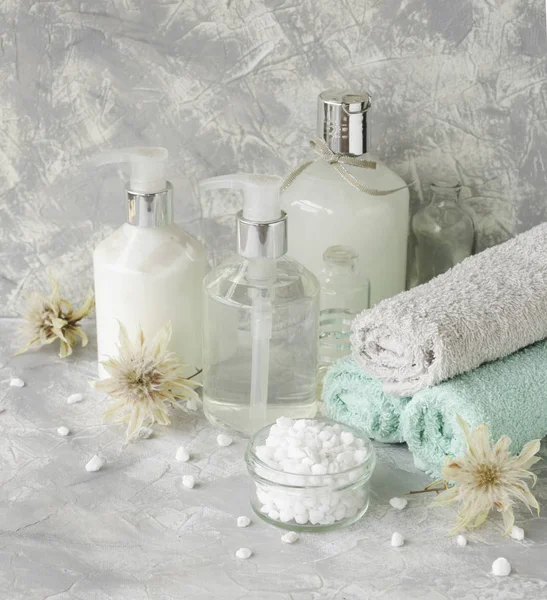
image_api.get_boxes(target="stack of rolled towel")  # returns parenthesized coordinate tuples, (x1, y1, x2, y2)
(322, 222, 547, 477)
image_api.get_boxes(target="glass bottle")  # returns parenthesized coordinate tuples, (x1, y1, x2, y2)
(200, 174, 320, 437)
(412, 181, 474, 285)
(282, 90, 409, 305)
(318, 246, 370, 385)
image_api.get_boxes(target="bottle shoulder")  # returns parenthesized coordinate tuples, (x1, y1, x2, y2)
(281, 155, 409, 211)
(204, 255, 319, 302)
(94, 223, 207, 271)
(413, 202, 474, 234)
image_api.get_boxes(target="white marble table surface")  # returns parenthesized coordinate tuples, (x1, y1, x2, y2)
(2, 318, 547, 600)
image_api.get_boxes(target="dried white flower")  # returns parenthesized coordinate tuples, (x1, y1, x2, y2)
(16, 271, 94, 358)
(432, 415, 541, 535)
(93, 322, 200, 442)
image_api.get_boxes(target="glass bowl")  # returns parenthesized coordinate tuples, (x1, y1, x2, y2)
(245, 417, 376, 532)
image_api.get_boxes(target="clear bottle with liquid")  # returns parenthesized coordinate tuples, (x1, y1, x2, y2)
(200, 174, 319, 436)
(412, 180, 474, 285)
(318, 246, 370, 384)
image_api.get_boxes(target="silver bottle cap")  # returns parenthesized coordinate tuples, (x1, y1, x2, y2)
(317, 90, 371, 156)
(237, 211, 288, 259)
(126, 181, 174, 228)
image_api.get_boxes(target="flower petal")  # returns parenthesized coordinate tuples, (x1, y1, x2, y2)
(431, 485, 459, 506)
(71, 288, 95, 322)
(469, 423, 491, 459)
(501, 506, 514, 536)
(513, 439, 541, 469)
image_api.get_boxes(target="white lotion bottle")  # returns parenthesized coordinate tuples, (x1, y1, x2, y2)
(282, 90, 410, 305)
(93, 147, 207, 378)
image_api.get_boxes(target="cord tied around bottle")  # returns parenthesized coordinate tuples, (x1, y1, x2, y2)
(281, 138, 408, 196)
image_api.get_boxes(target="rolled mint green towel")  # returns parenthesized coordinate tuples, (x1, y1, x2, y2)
(322, 356, 411, 443)
(402, 339, 547, 478)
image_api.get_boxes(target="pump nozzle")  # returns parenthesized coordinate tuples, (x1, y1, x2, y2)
(199, 173, 281, 223)
(199, 173, 287, 260)
(93, 147, 168, 194)
(92, 146, 173, 228)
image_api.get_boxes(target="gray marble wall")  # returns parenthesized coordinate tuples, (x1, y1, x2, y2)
(1, 0, 546, 315)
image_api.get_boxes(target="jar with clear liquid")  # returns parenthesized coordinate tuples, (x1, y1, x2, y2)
(318, 246, 370, 385)
(412, 181, 474, 285)
(202, 255, 319, 436)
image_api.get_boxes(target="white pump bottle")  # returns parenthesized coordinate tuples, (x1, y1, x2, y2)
(93, 147, 207, 378)
(200, 174, 319, 436)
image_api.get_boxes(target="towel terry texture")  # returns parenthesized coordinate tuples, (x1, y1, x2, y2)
(322, 356, 411, 443)
(402, 339, 547, 478)
(351, 222, 547, 397)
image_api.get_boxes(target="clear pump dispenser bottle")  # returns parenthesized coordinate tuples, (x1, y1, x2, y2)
(200, 174, 319, 436)
(93, 147, 207, 378)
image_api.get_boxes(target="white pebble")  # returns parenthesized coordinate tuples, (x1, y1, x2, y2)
(510, 526, 524, 541)
(217, 433, 233, 447)
(456, 535, 467, 547)
(389, 497, 408, 511)
(182, 475, 195, 489)
(57, 426, 70, 437)
(235, 547, 252, 559)
(391, 532, 405, 547)
(492, 557, 511, 577)
(237, 516, 251, 528)
(176, 446, 190, 462)
(186, 398, 198, 411)
(9, 378, 25, 388)
(281, 531, 299, 544)
(85, 454, 105, 472)
(276, 416, 293, 429)
(67, 393, 83, 404)
(137, 427, 154, 439)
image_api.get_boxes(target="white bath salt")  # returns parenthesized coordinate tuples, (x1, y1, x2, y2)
(456, 535, 467, 547)
(391, 532, 405, 547)
(67, 393, 83, 404)
(176, 446, 190, 462)
(57, 426, 70, 437)
(186, 398, 198, 411)
(253, 418, 371, 527)
(237, 516, 251, 528)
(235, 547, 252, 559)
(137, 427, 154, 439)
(217, 433, 233, 447)
(9, 378, 25, 388)
(492, 557, 511, 577)
(281, 531, 299, 544)
(389, 497, 408, 511)
(510, 526, 525, 541)
(85, 454, 105, 472)
(182, 475, 195, 489)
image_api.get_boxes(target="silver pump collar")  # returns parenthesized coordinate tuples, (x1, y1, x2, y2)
(126, 181, 173, 227)
(317, 90, 371, 156)
(237, 210, 288, 259)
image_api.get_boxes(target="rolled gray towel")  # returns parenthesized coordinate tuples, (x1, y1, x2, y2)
(351, 222, 547, 397)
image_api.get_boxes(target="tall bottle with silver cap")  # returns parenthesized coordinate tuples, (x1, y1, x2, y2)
(92, 147, 207, 378)
(200, 173, 319, 436)
(282, 90, 409, 305)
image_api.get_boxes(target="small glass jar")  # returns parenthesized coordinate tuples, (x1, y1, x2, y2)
(245, 418, 376, 532)
(317, 245, 370, 388)
(412, 180, 475, 285)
